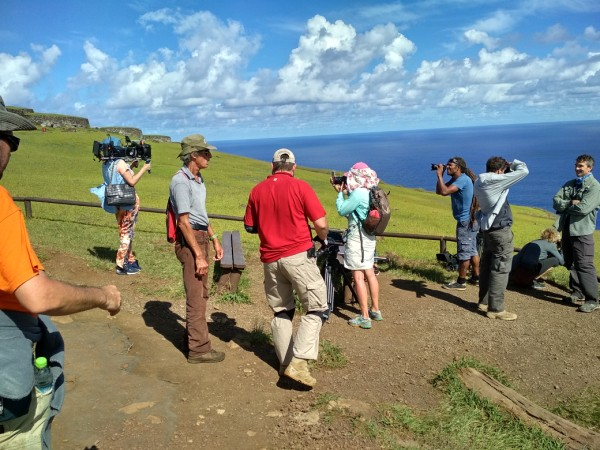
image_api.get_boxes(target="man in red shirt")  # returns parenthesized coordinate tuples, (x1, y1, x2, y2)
(244, 148, 328, 387)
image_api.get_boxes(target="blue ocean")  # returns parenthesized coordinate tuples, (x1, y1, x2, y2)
(215, 120, 600, 216)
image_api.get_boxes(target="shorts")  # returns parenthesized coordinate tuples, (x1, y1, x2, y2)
(456, 220, 478, 261)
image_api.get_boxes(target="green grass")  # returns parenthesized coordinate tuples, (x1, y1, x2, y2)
(316, 339, 348, 369)
(310, 358, 566, 450)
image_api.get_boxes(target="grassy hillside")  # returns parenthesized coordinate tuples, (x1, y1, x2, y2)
(5, 127, 573, 295)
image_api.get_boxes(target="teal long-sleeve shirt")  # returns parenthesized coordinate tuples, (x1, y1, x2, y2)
(336, 187, 369, 229)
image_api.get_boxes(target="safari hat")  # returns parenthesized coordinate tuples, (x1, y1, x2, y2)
(0, 96, 36, 131)
(178, 134, 216, 158)
(272, 148, 295, 164)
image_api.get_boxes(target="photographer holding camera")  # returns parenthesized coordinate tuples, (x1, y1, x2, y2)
(331, 162, 382, 330)
(92, 136, 151, 275)
(553, 154, 600, 313)
(434, 157, 480, 290)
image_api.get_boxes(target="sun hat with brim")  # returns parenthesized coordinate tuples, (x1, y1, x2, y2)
(0, 96, 36, 131)
(177, 134, 217, 158)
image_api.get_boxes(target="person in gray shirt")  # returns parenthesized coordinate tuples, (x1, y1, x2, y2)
(510, 227, 564, 290)
(474, 157, 529, 321)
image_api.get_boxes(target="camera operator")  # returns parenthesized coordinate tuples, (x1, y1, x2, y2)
(434, 157, 480, 290)
(92, 136, 151, 275)
(331, 162, 382, 330)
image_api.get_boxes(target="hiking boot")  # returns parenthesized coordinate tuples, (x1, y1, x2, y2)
(283, 357, 316, 387)
(348, 316, 372, 329)
(486, 311, 517, 321)
(442, 281, 466, 291)
(532, 280, 546, 290)
(369, 309, 383, 321)
(115, 265, 140, 275)
(578, 302, 600, 313)
(467, 277, 480, 286)
(187, 350, 225, 364)
(477, 303, 488, 312)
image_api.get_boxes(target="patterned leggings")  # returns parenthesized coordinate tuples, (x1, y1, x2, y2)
(115, 196, 140, 268)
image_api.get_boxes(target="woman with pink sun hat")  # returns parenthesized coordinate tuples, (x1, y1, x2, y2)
(331, 162, 382, 330)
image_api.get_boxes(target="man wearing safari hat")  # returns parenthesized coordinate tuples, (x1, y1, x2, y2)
(169, 134, 225, 363)
(0, 98, 121, 448)
(244, 148, 329, 387)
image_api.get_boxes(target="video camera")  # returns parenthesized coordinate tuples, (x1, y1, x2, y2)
(92, 135, 151, 162)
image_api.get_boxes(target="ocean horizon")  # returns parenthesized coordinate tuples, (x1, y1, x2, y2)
(214, 120, 600, 221)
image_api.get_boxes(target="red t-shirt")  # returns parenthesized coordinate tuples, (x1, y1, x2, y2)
(0, 186, 43, 313)
(244, 172, 326, 263)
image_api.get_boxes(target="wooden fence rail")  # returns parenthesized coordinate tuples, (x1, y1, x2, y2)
(13, 196, 457, 253)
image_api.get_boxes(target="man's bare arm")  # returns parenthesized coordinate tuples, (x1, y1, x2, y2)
(14, 271, 121, 316)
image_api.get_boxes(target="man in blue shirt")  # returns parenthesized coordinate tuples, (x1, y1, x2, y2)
(435, 157, 480, 290)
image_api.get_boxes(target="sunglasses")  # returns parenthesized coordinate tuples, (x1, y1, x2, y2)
(0, 133, 20, 152)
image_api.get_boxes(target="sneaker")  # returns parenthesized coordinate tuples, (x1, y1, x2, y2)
(369, 309, 383, 321)
(578, 302, 600, 313)
(467, 277, 480, 286)
(563, 294, 584, 304)
(348, 316, 372, 329)
(187, 350, 225, 364)
(442, 281, 466, 291)
(283, 357, 316, 387)
(115, 265, 140, 275)
(486, 310, 518, 321)
(532, 280, 545, 290)
(477, 303, 488, 312)
(128, 260, 142, 271)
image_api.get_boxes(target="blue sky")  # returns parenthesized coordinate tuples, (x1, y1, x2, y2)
(2, 0, 599, 140)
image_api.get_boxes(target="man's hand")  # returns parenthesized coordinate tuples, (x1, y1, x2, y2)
(101, 285, 121, 316)
(195, 254, 209, 276)
(213, 240, 224, 261)
(436, 164, 445, 176)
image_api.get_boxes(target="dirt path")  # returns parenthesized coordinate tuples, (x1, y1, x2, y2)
(43, 252, 600, 449)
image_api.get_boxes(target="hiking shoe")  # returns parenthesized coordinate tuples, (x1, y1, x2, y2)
(128, 260, 142, 271)
(115, 265, 140, 275)
(348, 316, 372, 329)
(442, 281, 466, 291)
(477, 303, 488, 312)
(283, 358, 316, 387)
(486, 311, 517, 321)
(563, 294, 584, 304)
(578, 302, 600, 313)
(467, 277, 480, 286)
(187, 350, 225, 364)
(532, 280, 545, 290)
(369, 309, 383, 321)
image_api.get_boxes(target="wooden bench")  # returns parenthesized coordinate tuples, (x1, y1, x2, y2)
(216, 231, 246, 292)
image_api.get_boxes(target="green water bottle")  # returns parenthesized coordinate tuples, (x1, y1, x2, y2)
(34, 357, 53, 394)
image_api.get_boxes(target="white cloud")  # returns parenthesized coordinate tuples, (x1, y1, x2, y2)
(535, 24, 571, 43)
(584, 26, 600, 41)
(464, 29, 499, 50)
(0, 45, 60, 104)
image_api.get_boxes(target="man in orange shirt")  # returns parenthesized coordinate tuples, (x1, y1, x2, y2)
(0, 96, 121, 449)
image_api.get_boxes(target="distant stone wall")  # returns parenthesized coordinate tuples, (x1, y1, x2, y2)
(98, 127, 143, 139)
(144, 135, 171, 143)
(31, 114, 90, 129)
(6, 105, 171, 141)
